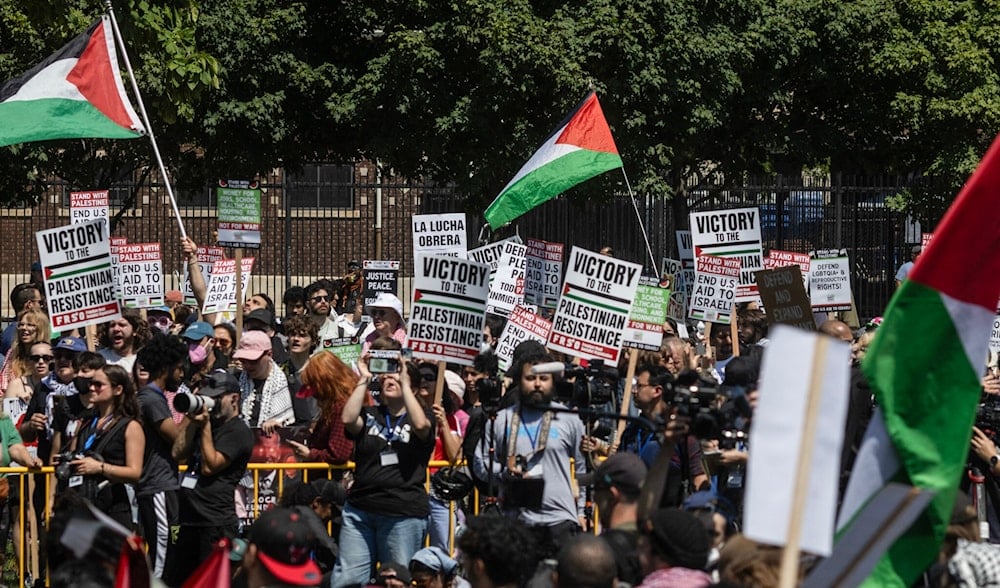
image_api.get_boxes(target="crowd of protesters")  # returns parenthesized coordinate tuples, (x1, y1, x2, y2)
(0, 238, 998, 588)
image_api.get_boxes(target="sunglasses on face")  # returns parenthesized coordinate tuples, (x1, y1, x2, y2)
(30, 354, 53, 362)
(370, 308, 388, 318)
(310, 295, 331, 303)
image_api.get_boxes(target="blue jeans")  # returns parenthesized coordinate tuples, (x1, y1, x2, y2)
(427, 496, 452, 553)
(330, 503, 428, 588)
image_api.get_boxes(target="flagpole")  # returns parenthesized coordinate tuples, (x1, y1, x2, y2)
(104, 1, 188, 241)
(620, 168, 658, 272)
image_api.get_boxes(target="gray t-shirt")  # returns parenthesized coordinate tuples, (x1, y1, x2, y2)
(136, 384, 179, 494)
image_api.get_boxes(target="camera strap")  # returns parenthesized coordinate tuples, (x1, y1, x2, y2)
(507, 408, 553, 471)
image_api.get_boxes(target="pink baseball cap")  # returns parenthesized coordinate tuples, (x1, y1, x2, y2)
(233, 330, 272, 360)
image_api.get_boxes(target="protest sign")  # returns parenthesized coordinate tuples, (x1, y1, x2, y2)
(921, 232, 933, 251)
(689, 207, 764, 301)
(524, 238, 563, 309)
(662, 257, 686, 320)
(110, 236, 127, 301)
(202, 258, 255, 315)
(36, 219, 120, 331)
(623, 276, 672, 351)
(183, 246, 225, 305)
(237, 427, 304, 526)
(756, 267, 815, 331)
(412, 213, 467, 261)
(217, 181, 262, 249)
(676, 231, 696, 309)
(117, 242, 164, 308)
(408, 254, 489, 365)
(322, 338, 362, 368)
(765, 249, 811, 290)
(470, 240, 527, 317)
(362, 260, 400, 307)
(744, 326, 851, 557)
(990, 315, 1000, 353)
(70, 190, 110, 233)
(809, 249, 852, 312)
(496, 305, 553, 372)
(688, 255, 740, 324)
(548, 247, 642, 363)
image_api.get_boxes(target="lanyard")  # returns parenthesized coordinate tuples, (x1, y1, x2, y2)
(384, 411, 407, 442)
(520, 419, 542, 451)
(82, 415, 113, 452)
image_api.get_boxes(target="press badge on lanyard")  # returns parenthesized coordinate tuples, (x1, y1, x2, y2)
(380, 412, 406, 467)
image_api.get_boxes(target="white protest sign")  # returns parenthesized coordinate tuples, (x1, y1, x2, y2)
(469, 241, 526, 317)
(409, 255, 489, 365)
(524, 238, 563, 309)
(689, 207, 763, 301)
(110, 236, 127, 301)
(547, 247, 642, 363)
(991, 315, 1000, 353)
(496, 305, 553, 372)
(688, 255, 740, 324)
(412, 213, 467, 263)
(623, 276, 672, 351)
(70, 190, 110, 233)
(921, 232, 933, 251)
(202, 258, 255, 315)
(36, 219, 120, 332)
(363, 260, 401, 307)
(217, 181, 262, 248)
(744, 325, 851, 557)
(676, 230, 696, 306)
(765, 249, 811, 291)
(183, 246, 225, 305)
(809, 249, 852, 312)
(117, 243, 164, 308)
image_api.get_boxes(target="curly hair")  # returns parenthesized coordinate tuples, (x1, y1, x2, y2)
(282, 314, 318, 347)
(457, 516, 539, 587)
(135, 333, 188, 380)
(98, 308, 152, 352)
(301, 352, 355, 414)
(11, 308, 51, 378)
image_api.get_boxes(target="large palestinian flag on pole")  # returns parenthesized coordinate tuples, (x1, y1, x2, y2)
(838, 133, 1000, 585)
(0, 15, 145, 147)
(484, 92, 622, 230)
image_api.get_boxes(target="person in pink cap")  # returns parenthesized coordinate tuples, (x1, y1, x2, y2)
(234, 331, 294, 434)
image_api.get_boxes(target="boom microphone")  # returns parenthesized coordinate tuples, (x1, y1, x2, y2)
(530, 362, 566, 375)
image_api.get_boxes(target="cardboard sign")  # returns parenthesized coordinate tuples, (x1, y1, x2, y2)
(202, 258, 255, 315)
(688, 255, 740, 324)
(362, 260, 400, 307)
(183, 246, 225, 306)
(496, 305, 553, 372)
(217, 182, 262, 249)
(689, 207, 764, 301)
(70, 190, 110, 233)
(409, 255, 489, 365)
(412, 213, 467, 261)
(809, 249, 852, 312)
(36, 219, 120, 331)
(110, 236, 127, 301)
(662, 258, 686, 320)
(117, 242, 164, 308)
(755, 267, 815, 331)
(469, 241, 526, 317)
(744, 326, 851, 556)
(548, 247, 642, 363)
(623, 276, 672, 351)
(524, 238, 563, 309)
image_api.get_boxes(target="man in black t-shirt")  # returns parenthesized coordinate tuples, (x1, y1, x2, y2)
(164, 371, 254, 587)
(134, 334, 187, 579)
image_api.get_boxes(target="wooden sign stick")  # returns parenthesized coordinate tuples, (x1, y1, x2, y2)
(612, 348, 639, 453)
(778, 335, 830, 588)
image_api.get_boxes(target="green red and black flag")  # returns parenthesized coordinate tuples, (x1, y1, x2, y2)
(0, 15, 145, 147)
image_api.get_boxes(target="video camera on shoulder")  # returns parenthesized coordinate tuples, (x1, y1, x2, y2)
(553, 360, 618, 406)
(668, 383, 752, 444)
(977, 394, 1000, 435)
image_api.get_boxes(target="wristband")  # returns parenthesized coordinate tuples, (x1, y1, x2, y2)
(101, 462, 106, 475)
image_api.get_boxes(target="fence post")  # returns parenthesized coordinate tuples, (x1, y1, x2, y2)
(834, 171, 843, 248)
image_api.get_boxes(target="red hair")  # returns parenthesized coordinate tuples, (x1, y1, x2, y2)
(300, 352, 355, 413)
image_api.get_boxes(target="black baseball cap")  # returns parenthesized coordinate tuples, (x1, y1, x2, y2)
(249, 508, 322, 586)
(578, 453, 648, 493)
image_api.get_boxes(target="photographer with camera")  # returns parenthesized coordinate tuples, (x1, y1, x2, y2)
(165, 371, 254, 587)
(473, 351, 587, 558)
(332, 339, 434, 587)
(613, 364, 708, 507)
(59, 364, 144, 530)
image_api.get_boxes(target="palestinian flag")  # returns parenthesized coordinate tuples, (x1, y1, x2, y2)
(483, 92, 622, 230)
(838, 133, 1000, 585)
(0, 15, 145, 147)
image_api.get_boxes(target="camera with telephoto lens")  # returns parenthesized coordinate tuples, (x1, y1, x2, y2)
(669, 383, 752, 444)
(55, 451, 84, 482)
(172, 391, 216, 415)
(554, 360, 618, 407)
(977, 394, 1000, 434)
(369, 350, 401, 374)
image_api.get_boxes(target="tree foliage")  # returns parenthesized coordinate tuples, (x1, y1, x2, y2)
(0, 0, 998, 225)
